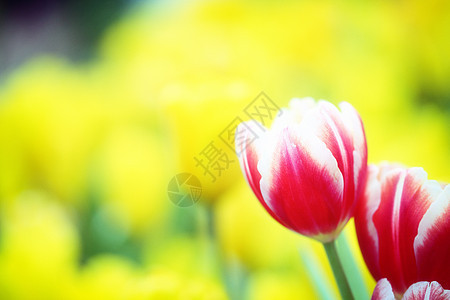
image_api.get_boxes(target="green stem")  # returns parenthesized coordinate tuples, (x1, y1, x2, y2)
(336, 231, 370, 299)
(323, 240, 354, 300)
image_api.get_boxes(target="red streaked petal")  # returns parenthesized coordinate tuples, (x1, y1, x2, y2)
(339, 102, 367, 162)
(303, 101, 364, 223)
(403, 281, 450, 300)
(372, 278, 395, 300)
(414, 185, 450, 289)
(355, 164, 383, 281)
(235, 121, 287, 226)
(302, 102, 351, 178)
(269, 98, 317, 131)
(373, 167, 435, 294)
(339, 102, 368, 207)
(258, 124, 344, 242)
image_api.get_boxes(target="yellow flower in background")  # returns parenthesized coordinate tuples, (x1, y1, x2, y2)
(99, 1, 275, 95)
(248, 271, 319, 300)
(215, 182, 300, 269)
(0, 56, 174, 233)
(95, 125, 171, 233)
(127, 270, 182, 300)
(75, 255, 139, 300)
(77, 255, 226, 300)
(143, 236, 205, 277)
(83, 61, 175, 234)
(0, 191, 79, 300)
(0, 59, 99, 204)
(401, 0, 450, 110)
(129, 270, 227, 300)
(162, 81, 255, 200)
(0, 192, 224, 299)
(364, 105, 450, 182)
(99, 0, 276, 200)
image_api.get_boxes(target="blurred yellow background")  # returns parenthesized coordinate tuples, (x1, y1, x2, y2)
(0, 0, 449, 299)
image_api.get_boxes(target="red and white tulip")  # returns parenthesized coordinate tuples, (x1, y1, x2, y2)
(355, 163, 450, 296)
(236, 98, 367, 242)
(372, 279, 450, 300)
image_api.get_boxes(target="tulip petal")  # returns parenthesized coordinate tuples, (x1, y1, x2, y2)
(355, 164, 383, 281)
(414, 185, 450, 289)
(373, 167, 436, 293)
(339, 102, 368, 202)
(339, 102, 367, 163)
(403, 281, 450, 300)
(372, 278, 395, 300)
(235, 121, 288, 226)
(302, 101, 364, 223)
(287, 97, 317, 124)
(258, 123, 344, 242)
